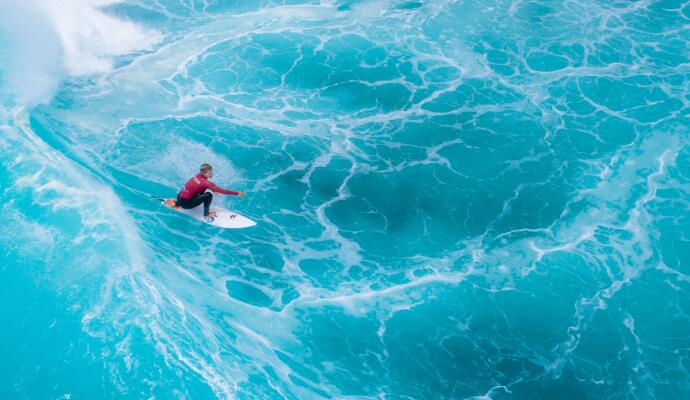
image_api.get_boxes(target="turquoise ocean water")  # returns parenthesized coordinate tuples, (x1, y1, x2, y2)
(1, 1, 689, 399)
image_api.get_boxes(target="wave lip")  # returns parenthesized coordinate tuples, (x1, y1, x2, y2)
(41, 0, 161, 76)
(0, 0, 160, 105)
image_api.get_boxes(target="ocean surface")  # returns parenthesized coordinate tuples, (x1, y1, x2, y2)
(1, 1, 689, 399)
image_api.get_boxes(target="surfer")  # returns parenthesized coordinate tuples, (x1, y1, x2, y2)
(176, 163, 244, 218)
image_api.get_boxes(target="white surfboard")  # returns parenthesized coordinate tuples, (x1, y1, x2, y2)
(162, 198, 256, 229)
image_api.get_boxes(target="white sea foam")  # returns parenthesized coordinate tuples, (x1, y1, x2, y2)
(0, 0, 159, 105)
(40, 0, 161, 75)
(0, 1, 62, 104)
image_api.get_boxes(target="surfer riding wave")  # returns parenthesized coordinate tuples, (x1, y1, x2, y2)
(176, 163, 245, 217)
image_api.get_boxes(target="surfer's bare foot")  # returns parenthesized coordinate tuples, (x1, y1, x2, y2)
(206, 211, 217, 218)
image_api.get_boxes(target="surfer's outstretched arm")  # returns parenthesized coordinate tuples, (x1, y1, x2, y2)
(206, 181, 244, 198)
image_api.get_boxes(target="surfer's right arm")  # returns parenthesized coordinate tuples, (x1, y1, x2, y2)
(205, 181, 244, 198)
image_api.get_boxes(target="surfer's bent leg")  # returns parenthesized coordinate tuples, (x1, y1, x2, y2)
(201, 192, 213, 216)
(176, 192, 212, 215)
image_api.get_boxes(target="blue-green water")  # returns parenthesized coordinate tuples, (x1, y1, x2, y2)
(1, 1, 689, 399)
